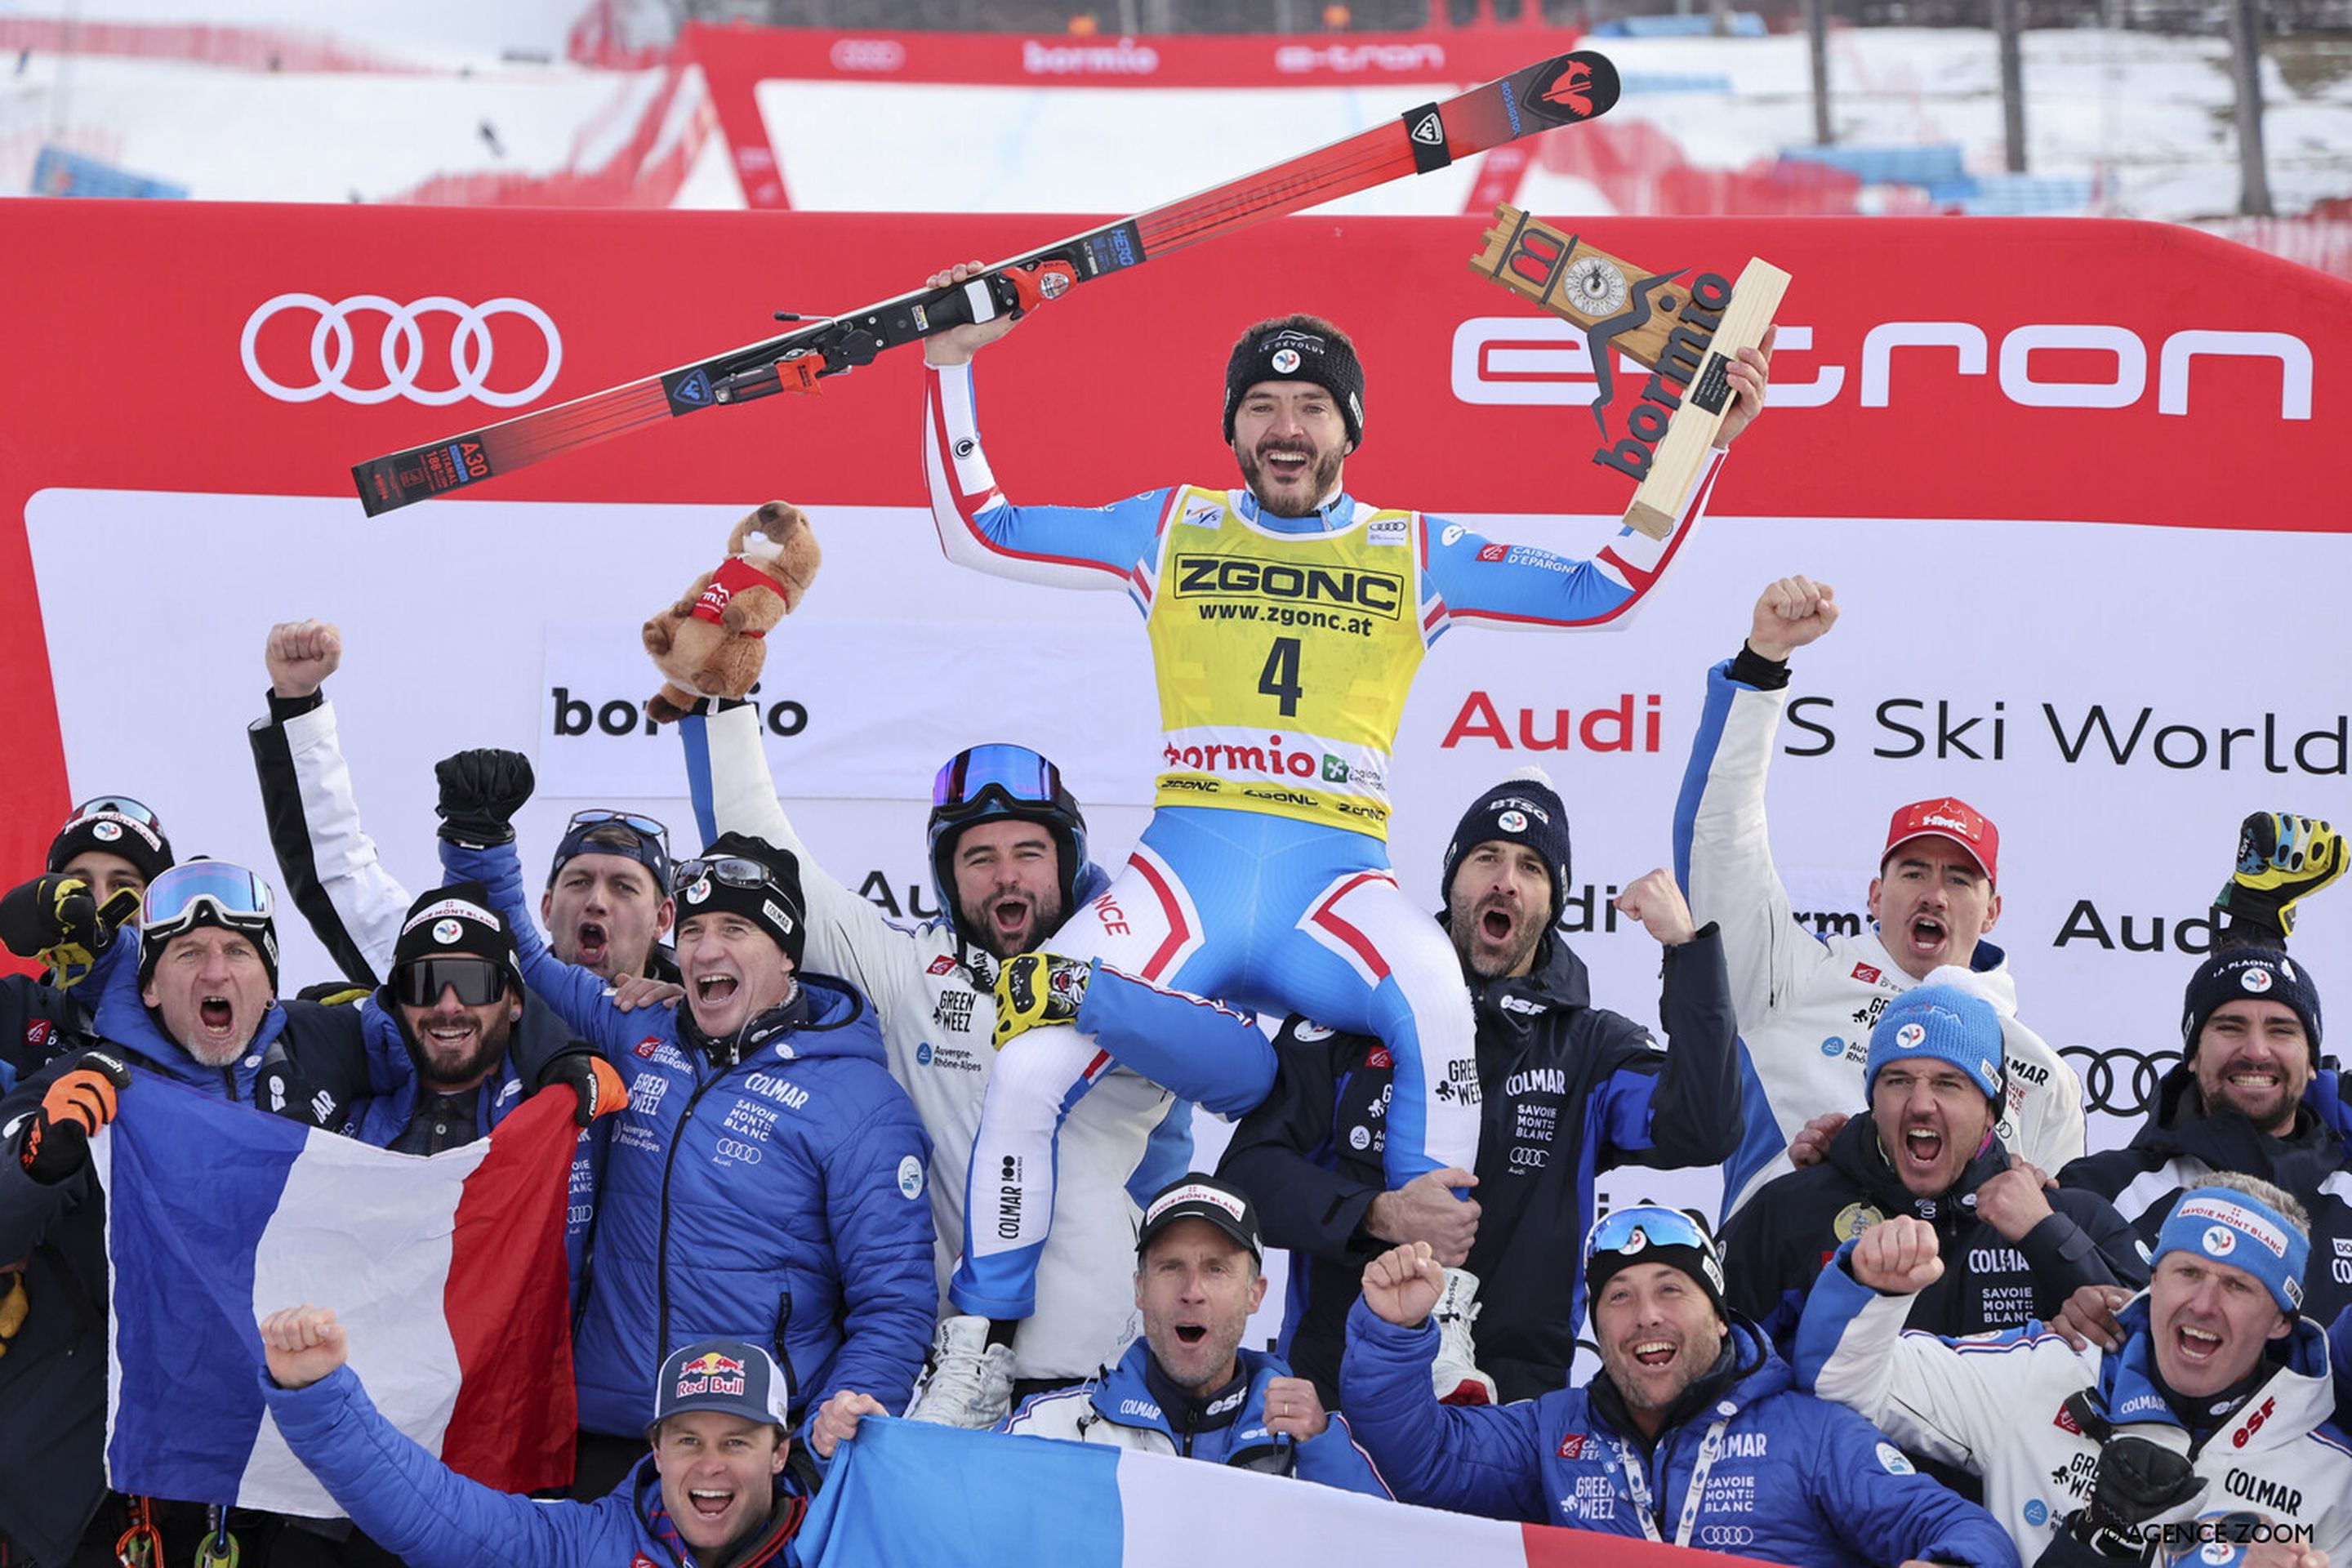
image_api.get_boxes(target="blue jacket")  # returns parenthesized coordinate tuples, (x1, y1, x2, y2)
(87, 926, 290, 1100)
(447, 838, 937, 1437)
(1341, 1299, 2019, 1568)
(997, 1336, 1391, 1497)
(267, 1363, 807, 1568)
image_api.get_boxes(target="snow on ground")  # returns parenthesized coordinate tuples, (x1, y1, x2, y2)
(2, 2, 2347, 222)
(0, 49, 678, 200)
(755, 29, 2352, 223)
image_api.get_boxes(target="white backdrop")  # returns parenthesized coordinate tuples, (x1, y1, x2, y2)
(33, 485, 2351, 1352)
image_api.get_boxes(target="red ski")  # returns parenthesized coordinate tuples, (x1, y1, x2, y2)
(352, 51, 1621, 514)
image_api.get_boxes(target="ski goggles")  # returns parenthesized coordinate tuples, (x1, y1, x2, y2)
(670, 856, 782, 898)
(930, 744, 1077, 824)
(142, 861, 275, 940)
(1582, 1205, 1720, 1274)
(390, 956, 510, 1009)
(550, 808, 672, 886)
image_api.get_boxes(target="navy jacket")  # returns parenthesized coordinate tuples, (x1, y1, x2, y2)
(1343, 1301, 2019, 1568)
(1724, 1113, 2148, 1356)
(2062, 1065, 2352, 1325)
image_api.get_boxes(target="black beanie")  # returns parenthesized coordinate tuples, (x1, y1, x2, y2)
(1223, 318, 1365, 449)
(49, 801, 175, 885)
(1440, 769, 1574, 926)
(391, 883, 523, 994)
(678, 832, 808, 971)
(2181, 947, 2322, 1067)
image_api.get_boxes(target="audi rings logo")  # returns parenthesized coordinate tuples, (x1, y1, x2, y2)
(1698, 1527, 1755, 1548)
(2060, 1045, 2182, 1117)
(714, 1138, 764, 1165)
(828, 38, 906, 70)
(241, 294, 562, 407)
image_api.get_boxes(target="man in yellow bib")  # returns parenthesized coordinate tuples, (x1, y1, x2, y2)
(906, 262, 1773, 1425)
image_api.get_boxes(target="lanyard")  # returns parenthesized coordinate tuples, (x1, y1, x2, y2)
(1611, 1414, 1733, 1548)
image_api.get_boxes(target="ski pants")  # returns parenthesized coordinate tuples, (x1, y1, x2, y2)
(951, 804, 1479, 1321)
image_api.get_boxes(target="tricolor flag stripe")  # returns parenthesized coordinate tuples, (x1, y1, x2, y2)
(91, 1076, 577, 1517)
(800, 1417, 1747, 1568)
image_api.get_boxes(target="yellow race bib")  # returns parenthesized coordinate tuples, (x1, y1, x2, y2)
(1144, 487, 1427, 837)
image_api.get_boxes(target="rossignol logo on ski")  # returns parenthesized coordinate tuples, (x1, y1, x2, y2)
(1410, 112, 1443, 145)
(1536, 56, 1601, 118)
(669, 368, 712, 408)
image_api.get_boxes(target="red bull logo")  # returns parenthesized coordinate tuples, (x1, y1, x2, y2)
(674, 1350, 747, 1398)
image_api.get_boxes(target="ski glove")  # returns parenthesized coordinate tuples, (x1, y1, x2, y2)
(0, 875, 140, 974)
(434, 749, 536, 849)
(18, 1050, 132, 1185)
(2065, 1434, 2203, 1561)
(541, 1051, 629, 1128)
(2213, 812, 2344, 939)
(993, 953, 1090, 1050)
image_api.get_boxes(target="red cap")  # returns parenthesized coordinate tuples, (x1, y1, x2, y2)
(1882, 798, 1998, 884)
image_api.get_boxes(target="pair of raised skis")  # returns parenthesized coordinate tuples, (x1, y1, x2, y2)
(352, 50, 1624, 515)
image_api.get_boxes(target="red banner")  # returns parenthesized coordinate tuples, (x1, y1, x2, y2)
(2, 198, 2345, 889)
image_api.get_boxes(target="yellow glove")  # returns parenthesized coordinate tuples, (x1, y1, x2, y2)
(992, 954, 1090, 1050)
(2215, 813, 2345, 938)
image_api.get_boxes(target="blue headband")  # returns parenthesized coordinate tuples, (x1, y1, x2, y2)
(2153, 1187, 2309, 1315)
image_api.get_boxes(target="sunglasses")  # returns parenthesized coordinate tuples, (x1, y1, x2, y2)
(390, 956, 509, 1009)
(670, 856, 777, 898)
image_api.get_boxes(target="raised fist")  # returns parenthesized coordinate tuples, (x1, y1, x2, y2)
(2215, 812, 2344, 939)
(434, 750, 536, 849)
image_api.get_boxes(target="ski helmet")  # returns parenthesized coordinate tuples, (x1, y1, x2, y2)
(926, 744, 1088, 938)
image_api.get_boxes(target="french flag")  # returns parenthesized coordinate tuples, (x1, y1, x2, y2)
(90, 1074, 580, 1516)
(800, 1418, 1748, 1568)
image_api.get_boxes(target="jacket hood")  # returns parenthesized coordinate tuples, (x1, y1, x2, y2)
(1591, 1316, 1792, 1445)
(2124, 1062, 2340, 1180)
(91, 929, 284, 1095)
(679, 972, 885, 1069)
(1461, 920, 1592, 1019)
(2100, 1294, 2338, 1436)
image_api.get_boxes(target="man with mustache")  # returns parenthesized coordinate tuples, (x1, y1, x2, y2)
(1721, 980, 2143, 1356)
(1218, 769, 1740, 1407)
(1673, 576, 2084, 1220)
(914, 268, 1775, 1426)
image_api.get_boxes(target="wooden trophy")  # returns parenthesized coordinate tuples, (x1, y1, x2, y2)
(1471, 204, 1789, 539)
